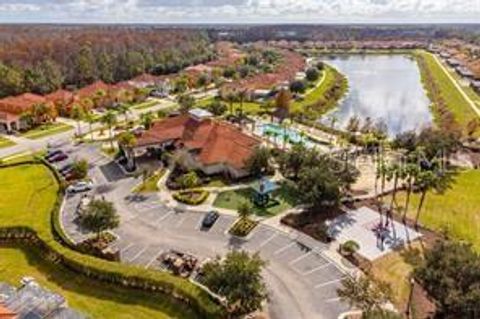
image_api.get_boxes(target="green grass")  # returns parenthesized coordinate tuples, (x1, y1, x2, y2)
(0, 246, 199, 319)
(415, 51, 478, 131)
(131, 100, 159, 110)
(20, 122, 73, 140)
(0, 136, 15, 149)
(213, 182, 298, 217)
(394, 169, 480, 251)
(133, 170, 165, 193)
(0, 162, 222, 318)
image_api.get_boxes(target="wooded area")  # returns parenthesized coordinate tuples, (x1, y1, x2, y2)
(0, 26, 213, 98)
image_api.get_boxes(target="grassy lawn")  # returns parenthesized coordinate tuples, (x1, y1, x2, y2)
(213, 182, 298, 217)
(133, 169, 165, 193)
(416, 51, 478, 131)
(20, 122, 73, 140)
(0, 246, 199, 319)
(0, 136, 15, 149)
(393, 169, 480, 251)
(371, 243, 425, 317)
(131, 100, 159, 110)
(0, 163, 214, 318)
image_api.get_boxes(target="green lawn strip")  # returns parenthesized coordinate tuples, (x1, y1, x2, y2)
(440, 60, 480, 107)
(132, 100, 159, 110)
(0, 136, 15, 149)
(415, 51, 478, 130)
(133, 169, 166, 193)
(0, 163, 223, 318)
(20, 123, 73, 139)
(393, 169, 480, 251)
(291, 65, 347, 115)
(213, 182, 298, 217)
(0, 245, 199, 319)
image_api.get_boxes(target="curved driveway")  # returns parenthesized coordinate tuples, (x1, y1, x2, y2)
(61, 145, 351, 319)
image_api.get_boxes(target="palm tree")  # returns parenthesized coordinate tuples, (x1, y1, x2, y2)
(93, 89, 107, 108)
(100, 111, 117, 150)
(402, 163, 420, 223)
(238, 201, 253, 221)
(413, 170, 436, 229)
(83, 110, 95, 141)
(71, 104, 85, 136)
(118, 103, 131, 124)
(225, 90, 237, 115)
(237, 89, 248, 120)
(140, 112, 154, 130)
(32, 103, 49, 125)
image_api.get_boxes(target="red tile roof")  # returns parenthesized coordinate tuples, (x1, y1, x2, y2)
(45, 89, 74, 104)
(76, 80, 110, 99)
(136, 115, 260, 170)
(0, 93, 49, 115)
(0, 304, 17, 319)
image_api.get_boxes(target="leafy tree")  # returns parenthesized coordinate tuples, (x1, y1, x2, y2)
(100, 111, 117, 149)
(289, 80, 306, 94)
(223, 66, 236, 79)
(206, 100, 227, 116)
(417, 127, 459, 160)
(97, 51, 114, 83)
(0, 63, 23, 97)
(117, 103, 131, 124)
(79, 199, 119, 238)
(70, 104, 85, 136)
(297, 165, 341, 209)
(117, 131, 137, 148)
(202, 251, 267, 316)
(337, 275, 392, 315)
(71, 159, 89, 179)
(125, 51, 146, 78)
(173, 77, 188, 94)
(177, 94, 195, 113)
(196, 73, 209, 90)
(74, 45, 97, 86)
(346, 115, 361, 133)
(362, 309, 402, 319)
(415, 240, 480, 318)
(245, 146, 271, 177)
(278, 144, 308, 180)
(305, 67, 320, 82)
(340, 240, 360, 257)
(176, 171, 200, 189)
(275, 88, 292, 112)
(141, 112, 155, 129)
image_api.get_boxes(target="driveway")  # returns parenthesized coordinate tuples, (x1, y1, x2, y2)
(61, 145, 351, 319)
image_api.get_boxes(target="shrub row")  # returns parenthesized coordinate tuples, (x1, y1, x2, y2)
(173, 190, 210, 205)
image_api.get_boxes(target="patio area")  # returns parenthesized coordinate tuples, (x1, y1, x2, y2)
(327, 206, 422, 260)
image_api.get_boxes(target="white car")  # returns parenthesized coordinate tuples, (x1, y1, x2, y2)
(67, 181, 93, 194)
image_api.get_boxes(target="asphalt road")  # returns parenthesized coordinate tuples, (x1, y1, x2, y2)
(61, 144, 351, 319)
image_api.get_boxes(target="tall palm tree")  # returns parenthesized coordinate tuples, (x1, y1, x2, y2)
(414, 170, 437, 229)
(71, 104, 85, 136)
(237, 89, 248, 120)
(83, 110, 95, 141)
(225, 90, 236, 115)
(101, 111, 117, 150)
(118, 103, 131, 124)
(402, 163, 420, 223)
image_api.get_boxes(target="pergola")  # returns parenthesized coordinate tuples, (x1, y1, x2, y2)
(251, 177, 280, 207)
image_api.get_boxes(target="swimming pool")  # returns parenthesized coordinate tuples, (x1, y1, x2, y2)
(261, 123, 307, 145)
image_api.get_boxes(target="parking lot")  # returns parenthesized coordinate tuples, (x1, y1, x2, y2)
(61, 144, 351, 319)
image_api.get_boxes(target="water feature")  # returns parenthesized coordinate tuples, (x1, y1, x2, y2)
(320, 54, 432, 136)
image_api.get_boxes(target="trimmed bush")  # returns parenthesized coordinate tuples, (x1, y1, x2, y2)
(173, 190, 209, 206)
(340, 240, 360, 256)
(228, 218, 258, 237)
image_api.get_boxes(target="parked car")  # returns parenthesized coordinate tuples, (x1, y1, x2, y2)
(67, 181, 93, 194)
(45, 150, 62, 160)
(59, 164, 73, 174)
(63, 170, 77, 181)
(201, 210, 219, 229)
(48, 152, 68, 162)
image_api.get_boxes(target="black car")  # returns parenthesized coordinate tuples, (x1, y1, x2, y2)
(201, 210, 219, 229)
(45, 150, 62, 160)
(59, 164, 74, 174)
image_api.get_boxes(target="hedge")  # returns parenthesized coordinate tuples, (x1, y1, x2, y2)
(0, 160, 225, 319)
(173, 190, 210, 206)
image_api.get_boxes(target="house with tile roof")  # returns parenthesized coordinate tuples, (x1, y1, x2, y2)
(0, 93, 55, 133)
(126, 109, 261, 179)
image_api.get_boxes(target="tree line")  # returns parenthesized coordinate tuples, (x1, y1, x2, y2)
(0, 26, 213, 98)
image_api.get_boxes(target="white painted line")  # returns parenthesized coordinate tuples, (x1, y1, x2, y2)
(302, 262, 332, 276)
(145, 250, 163, 269)
(128, 246, 148, 263)
(258, 232, 278, 249)
(175, 215, 186, 228)
(274, 242, 296, 255)
(325, 297, 342, 303)
(154, 211, 174, 226)
(121, 243, 134, 253)
(314, 277, 345, 289)
(289, 251, 313, 266)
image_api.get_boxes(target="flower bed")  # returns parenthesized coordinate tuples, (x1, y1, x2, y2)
(173, 190, 209, 205)
(228, 218, 258, 237)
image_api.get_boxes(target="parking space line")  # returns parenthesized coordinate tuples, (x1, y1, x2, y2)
(314, 277, 345, 289)
(325, 297, 342, 303)
(289, 251, 313, 265)
(258, 232, 278, 249)
(154, 211, 174, 226)
(302, 262, 332, 276)
(121, 243, 135, 254)
(128, 246, 148, 263)
(175, 215, 186, 228)
(145, 250, 163, 269)
(274, 242, 296, 255)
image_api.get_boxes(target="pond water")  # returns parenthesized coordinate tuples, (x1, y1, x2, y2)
(320, 54, 432, 137)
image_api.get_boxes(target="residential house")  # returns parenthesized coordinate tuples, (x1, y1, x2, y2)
(126, 109, 261, 179)
(0, 93, 54, 133)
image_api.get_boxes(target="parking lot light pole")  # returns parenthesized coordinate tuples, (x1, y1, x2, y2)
(406, 277, 415, 318)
